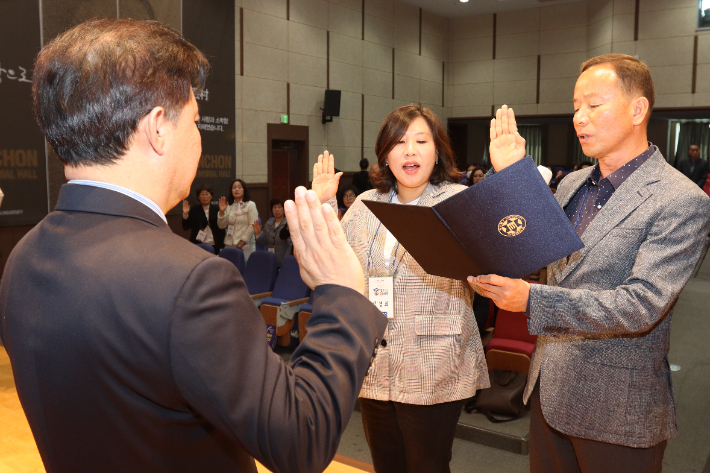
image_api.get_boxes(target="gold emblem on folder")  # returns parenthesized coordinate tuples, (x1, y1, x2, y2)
(498, 215, 526, 237)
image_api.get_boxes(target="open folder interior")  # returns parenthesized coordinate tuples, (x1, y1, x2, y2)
(363, 157, 584, 280)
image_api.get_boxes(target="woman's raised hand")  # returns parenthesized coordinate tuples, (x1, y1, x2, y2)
(311, 150, 343, 204)
(252, 219, 261, 235)
(218, 196, 228, 213)
(182, 200, 190, 215)
(489, 105, 526, 172)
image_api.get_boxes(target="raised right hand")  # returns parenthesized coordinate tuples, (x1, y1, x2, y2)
(284, 187, 365, 295)
(252, 219, 262, 235)
(489, 105, 526, 172)
(218, 196, 228, 213)
(182, 200, 190, 215)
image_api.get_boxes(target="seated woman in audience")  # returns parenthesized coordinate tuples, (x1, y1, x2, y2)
(312, 105, 488, 473)
(337, 186, 359, 220)
(218, 179, 258, 260)
(252, 198, 292, 267)
(182, 183, 225, 254)
(465, 165, 486, 186)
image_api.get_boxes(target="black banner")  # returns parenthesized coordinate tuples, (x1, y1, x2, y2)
(0, 0, 47, 226)
(180, 0, 237, 209)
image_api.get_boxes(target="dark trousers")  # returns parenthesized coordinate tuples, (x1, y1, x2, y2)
(359, 398, 464, 473)
(530, 381, 667, 473)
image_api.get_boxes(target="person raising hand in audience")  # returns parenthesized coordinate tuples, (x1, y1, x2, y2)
(253, 198, 292, 267)
(218, 178, 258, 259)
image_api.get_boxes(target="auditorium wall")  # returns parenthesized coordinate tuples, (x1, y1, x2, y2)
(236, 0, 710, 182)
(234, 0, 450, 184)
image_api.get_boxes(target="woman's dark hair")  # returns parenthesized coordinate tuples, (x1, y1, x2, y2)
(465, 165, 487, 186)
(269, 198, 285, 214)
(228, 179, 251, 204)
(337, 185, 359, 209)
(359, 158, 369, 170)
(194, 183, 214, 199)
(370, 105, 461, 193)
(32, 18, 209, 167)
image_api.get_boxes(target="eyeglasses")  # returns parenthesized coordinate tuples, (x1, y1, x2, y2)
(343, 193, 356, 199)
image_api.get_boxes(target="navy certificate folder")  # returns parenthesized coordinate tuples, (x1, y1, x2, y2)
(363, 157, 584, 280)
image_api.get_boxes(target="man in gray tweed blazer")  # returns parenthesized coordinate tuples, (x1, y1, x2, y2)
(471, 54, 710, 472)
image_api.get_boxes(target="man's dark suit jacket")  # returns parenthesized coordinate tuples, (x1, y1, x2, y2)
(181, 202, 225, 251)
(677, 157, 709, 188)
(0, 184, 387, 473)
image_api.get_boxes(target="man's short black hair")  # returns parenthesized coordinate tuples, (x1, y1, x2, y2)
(32, 18, 209, 167)
(359, 158, 369, 170)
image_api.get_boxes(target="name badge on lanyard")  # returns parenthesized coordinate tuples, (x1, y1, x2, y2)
(368, 276, 394, 319)
(226, 225, 235, 236)
(196, 229, 207, 242)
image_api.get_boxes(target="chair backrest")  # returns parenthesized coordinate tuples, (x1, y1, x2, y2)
(272, 255, 310, 301)
(197, 243, 215, 254)
(218, 247, 245, 273)
(255, 217, 268, 252)
(494, 309, 537, 345)
(242, 250, 278, 294)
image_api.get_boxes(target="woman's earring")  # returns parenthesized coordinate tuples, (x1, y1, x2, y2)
(385, 160, 388, 166)
(435, 154, 439, 165)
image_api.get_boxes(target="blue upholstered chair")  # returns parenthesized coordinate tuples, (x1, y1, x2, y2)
(218, 247, 245, 274)
(259, 255, 310, 349)
(241, 250, 278, 307)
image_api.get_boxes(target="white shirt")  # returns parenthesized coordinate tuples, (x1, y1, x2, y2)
(68, 180, 167, 223)
(383, 194, 421, 267)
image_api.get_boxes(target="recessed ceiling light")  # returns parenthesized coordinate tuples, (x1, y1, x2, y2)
(460, 0, 469, 3)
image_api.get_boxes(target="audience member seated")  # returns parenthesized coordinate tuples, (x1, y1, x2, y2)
(677, 143, 709, 188)
(465, 165, 486, 187)
(337, 186, 359, 220)
(253, 198, 292, 267)
(218, 178, 258, 260)
(182, 183, 225, 254)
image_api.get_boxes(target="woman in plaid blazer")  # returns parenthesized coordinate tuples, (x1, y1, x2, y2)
(313, 105, 489, 473)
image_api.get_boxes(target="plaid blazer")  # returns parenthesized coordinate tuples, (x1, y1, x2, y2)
(341, 182, 489, 405)
(526, 150, 710, 448)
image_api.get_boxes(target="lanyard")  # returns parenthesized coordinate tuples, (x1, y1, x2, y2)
(366, 193, 405, 276)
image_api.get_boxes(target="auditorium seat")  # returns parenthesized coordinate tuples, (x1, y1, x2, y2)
(197, 243, 215, 254)
(484, 282, 539, 374)
(255, 217, 267, 252)
(242, 250, 278, 306)
(259, 255, 310, 348)
(218, 247, 245, 273)
(297, 292, 314, 343)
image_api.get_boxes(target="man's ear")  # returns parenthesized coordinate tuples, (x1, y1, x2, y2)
(631, 96, 650, 126)
(140, 107, 170, 156)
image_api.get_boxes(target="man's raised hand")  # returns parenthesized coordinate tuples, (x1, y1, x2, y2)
(489, 105, 527, 172)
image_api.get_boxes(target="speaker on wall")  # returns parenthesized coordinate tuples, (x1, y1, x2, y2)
(322, 89, 341, 124)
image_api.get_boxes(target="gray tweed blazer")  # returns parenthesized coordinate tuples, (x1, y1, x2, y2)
(525, 149, 710, 448)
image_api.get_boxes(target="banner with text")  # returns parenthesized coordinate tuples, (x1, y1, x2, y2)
(180, 0, 236, 210)
(0, 0, 47, 226)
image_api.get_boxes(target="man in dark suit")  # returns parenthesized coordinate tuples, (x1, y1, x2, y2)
(471, 55, 710, 472)
(677, 143, 709, 188)
(0, 18, 386, 473)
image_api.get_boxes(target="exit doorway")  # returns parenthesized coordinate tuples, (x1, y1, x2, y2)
(267, 124, 309, 204)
